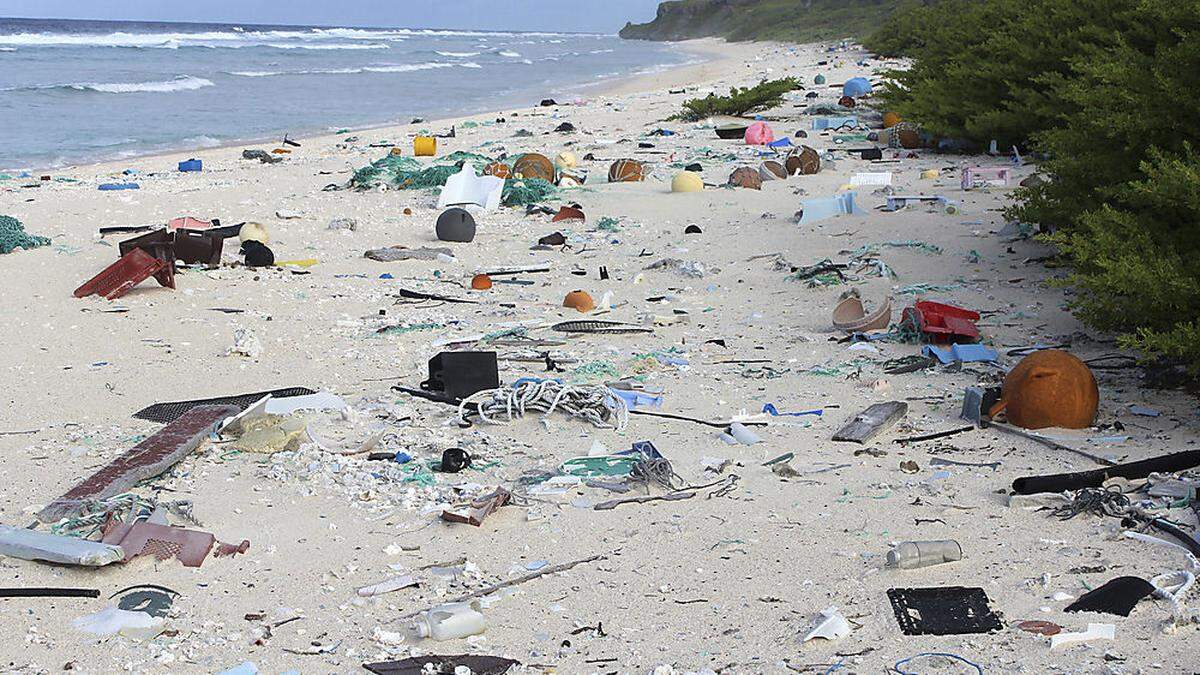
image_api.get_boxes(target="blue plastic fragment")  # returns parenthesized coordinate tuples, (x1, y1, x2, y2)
(608, 388, 663, 410)
(922, 343, 998, 364)
(762, 403, 823, 417)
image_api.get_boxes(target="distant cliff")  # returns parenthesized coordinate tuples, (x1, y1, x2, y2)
(620, 0, 907, 42)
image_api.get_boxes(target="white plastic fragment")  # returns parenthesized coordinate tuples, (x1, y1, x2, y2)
(0, 525, 124, 566)
(265, 392, 349, 415)
(357, 574, 419, 597)
(73, 606, 166, 640)
(1050, 623, 1115, 650)
(803, 606, 851, 641)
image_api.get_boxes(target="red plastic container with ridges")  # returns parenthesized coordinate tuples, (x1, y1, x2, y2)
(902, 300, 981, 344)
(74, 248, 173, 300)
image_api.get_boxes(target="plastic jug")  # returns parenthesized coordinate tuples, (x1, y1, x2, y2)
(413, 600, 485, 640)
(886, 540, 962, 569)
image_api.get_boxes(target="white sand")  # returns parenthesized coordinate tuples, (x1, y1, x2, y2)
(1, 38, 1198, 674)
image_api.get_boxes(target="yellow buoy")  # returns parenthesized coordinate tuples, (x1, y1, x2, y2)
(883, 112, 903, 128)
(413, 136, 437, 157)
(556, 151, 578, 171)
(671, 171, 704, 193)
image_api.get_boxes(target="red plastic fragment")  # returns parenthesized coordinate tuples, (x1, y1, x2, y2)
(902, 300, 981, 344)
(214, 539, 251, 558)
(74, 248, 172, 300)
(101, 520, 216, 567)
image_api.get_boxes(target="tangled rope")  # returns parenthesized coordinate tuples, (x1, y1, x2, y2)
(459, 380, 628, 430)
(630, 457, 682, 490)
(1052, 486, 1130, 520)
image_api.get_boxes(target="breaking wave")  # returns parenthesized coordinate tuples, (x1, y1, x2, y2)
(2, 75, 215, 94)
(228, 62, 471, 78)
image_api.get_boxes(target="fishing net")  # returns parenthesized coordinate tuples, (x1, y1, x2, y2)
(0, 215, 51, 254)
(501, 178, 557, 206)
(350, 151, 494, 191)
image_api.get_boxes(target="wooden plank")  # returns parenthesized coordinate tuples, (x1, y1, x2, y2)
(39, 404, 236, 523)
(832, 401, 908, 444)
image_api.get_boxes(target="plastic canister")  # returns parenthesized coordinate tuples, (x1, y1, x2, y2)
(412, 600, 486, 640)
(414, 136, 437, 157)
(886, 540, 962, 569)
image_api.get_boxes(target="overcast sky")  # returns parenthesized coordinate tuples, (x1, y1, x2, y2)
(0, 0, 664, 33)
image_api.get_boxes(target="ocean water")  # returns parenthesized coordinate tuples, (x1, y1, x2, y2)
(0, 18, 690, 170)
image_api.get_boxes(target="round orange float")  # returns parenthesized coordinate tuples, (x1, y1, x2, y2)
(471, 274, 493, 290)
(990, 350, 1099, 429)
(562, 290, 595, 313)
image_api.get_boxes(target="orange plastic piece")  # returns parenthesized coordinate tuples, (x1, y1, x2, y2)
(471, 274, 493, 290)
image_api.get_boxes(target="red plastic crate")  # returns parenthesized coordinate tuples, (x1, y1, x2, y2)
(74, 248, 173, 300)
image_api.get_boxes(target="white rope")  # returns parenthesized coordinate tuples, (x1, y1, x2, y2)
(1122, 530, 1200, 625)
(458, 381, 628, 430)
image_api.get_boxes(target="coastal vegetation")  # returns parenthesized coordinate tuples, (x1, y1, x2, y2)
(865, 0, 1200, 373)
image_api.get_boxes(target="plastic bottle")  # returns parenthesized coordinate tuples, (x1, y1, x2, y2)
(886, 540, 963, 569)
(412, 600, 486, 640)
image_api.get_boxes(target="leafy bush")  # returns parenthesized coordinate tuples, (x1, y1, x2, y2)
(671, 77, 800, 122)
(622, 0, 904, 43)
(868, 0, 1129, 149)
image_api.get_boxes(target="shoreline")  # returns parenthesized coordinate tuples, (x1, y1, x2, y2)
(8, 39, 735, 177)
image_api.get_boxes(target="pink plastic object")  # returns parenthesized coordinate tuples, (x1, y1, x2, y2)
(961, 167, 1012, 190)
(744, 121, 775, 146)
(902, 300, 981, 344)
(74, 248, 172, 300)
(167, 216, 213, 231)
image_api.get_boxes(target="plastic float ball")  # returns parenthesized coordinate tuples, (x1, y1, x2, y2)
(562, 290, 595, 313)
(608, 159, 646, 183)
(471, 274, 493, 290)
(512, 153, 555, 181)
(883, 111, 902, 128)
(993, 350, 1099, 430)
(239, 221, 269, 245)
(435, 208, 476, 243)
(671, 171, 704, 193)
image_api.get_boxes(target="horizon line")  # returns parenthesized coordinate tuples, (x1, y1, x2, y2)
(0, 14, 615, 37)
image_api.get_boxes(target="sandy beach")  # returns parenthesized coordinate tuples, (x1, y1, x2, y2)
(1, 36, 1198, 674)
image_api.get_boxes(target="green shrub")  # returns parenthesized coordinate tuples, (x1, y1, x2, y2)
(869, 0, 1129, 148)
(870, 0, 1200, 372)
(671, 77, 801, 122)
(1045, 149, 1200, 371)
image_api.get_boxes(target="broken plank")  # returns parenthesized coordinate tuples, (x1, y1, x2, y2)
(38, 404, 236, 523)
(832, 401, 908, 444)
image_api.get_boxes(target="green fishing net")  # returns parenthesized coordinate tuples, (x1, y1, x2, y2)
(350, 151, 493, 191)
(0, 215, 51, 254)
(501, 178, 557, 206)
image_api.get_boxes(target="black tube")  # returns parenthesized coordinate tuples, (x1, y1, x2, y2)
(1151, 519, 1200, 559)
(1012, 450, 1200, 495)
(0, 588, 100, 598)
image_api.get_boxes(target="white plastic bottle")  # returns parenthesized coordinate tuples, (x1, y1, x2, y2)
(412, 600, 486, 640)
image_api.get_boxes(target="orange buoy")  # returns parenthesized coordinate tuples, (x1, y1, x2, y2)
(471, 274, 493, 290)
(607, 159, 646, 183)
(990, 350, 1099, 429)
(883, 111, 902, 128)
(512, 154, 555, 182)
(562, 290, 595, 313)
